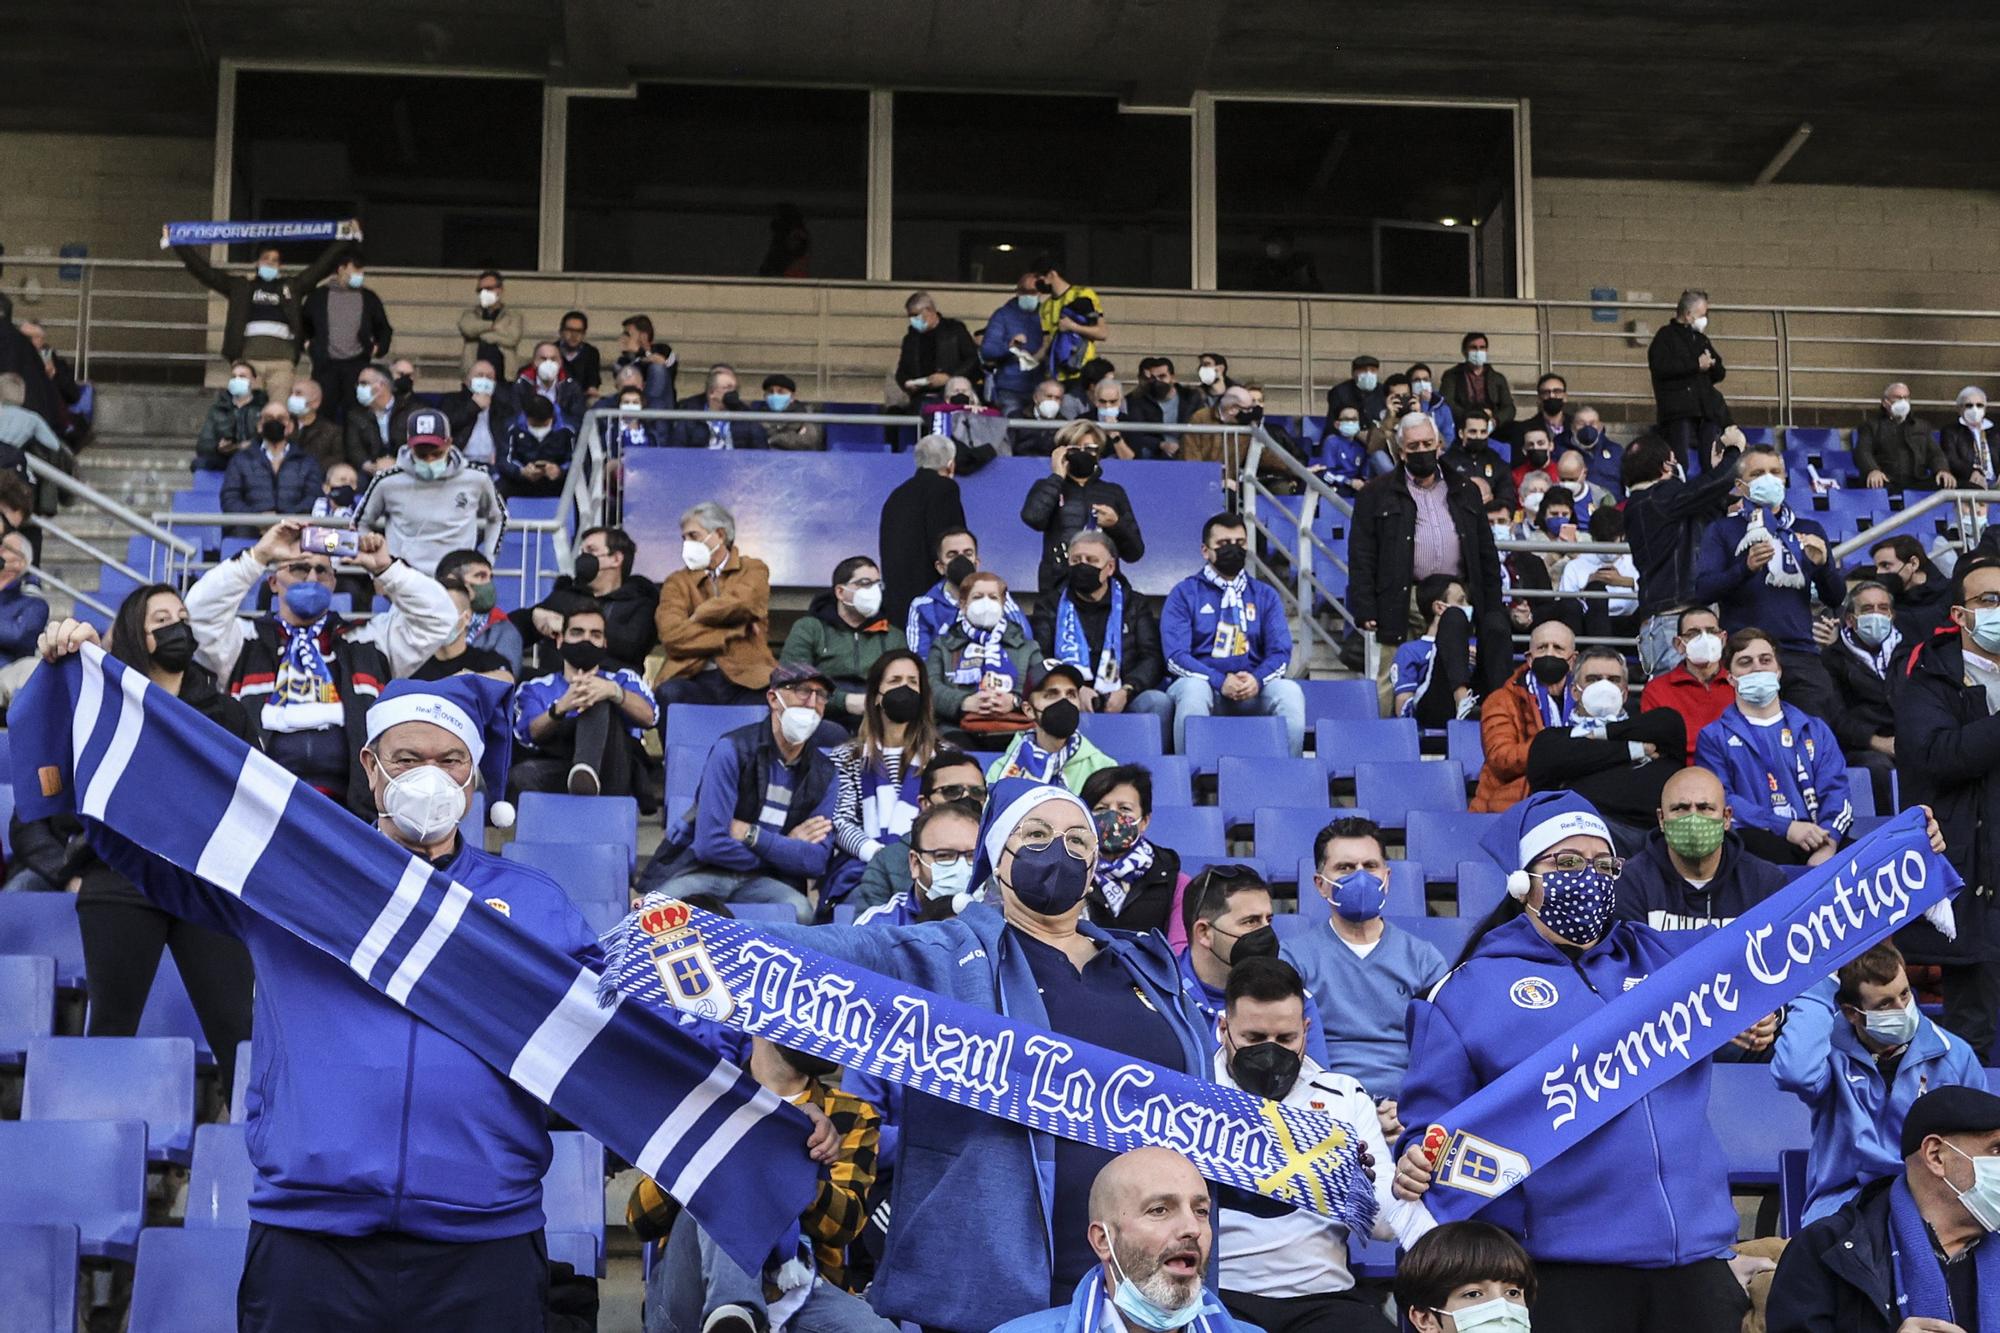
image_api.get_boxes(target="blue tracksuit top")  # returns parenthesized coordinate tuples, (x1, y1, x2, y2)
(1694, 703, 1854, 843)
(1160, 573, 1293, 687)
(1281, 918, 1447, 1103)
(981, 300, 1047, 396)
(757, 903, 1212, 1332)
(512, 666, 657, 748)
(1691, 508, 1845, 652)
(1773, 979, 1986, 1225)
(1398, 914, 1738, 1267)
(89, 825, 600, 1241)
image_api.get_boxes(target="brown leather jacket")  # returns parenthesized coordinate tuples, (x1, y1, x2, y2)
(652, 549, 777, 688)
(1470, 665, 1545, 812)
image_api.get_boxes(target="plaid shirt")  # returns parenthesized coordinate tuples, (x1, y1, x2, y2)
(626, 1077, 881, 1291)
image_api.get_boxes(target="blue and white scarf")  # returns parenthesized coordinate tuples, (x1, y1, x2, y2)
(1092, 839, 1157, 918)
(1524, 669, 1572, 729)
(1887, 1172, 2000, 1329)
(1054, 582, 1125, 691)
(1741, 709, 1836, 828)
(950, 611, 1010, 687)
(860, 756, 921, 848)
(1734, 504, 1807, 590)
(12, 647, 817, 1275)
(999, 734, 1078, 785)
(1202, 566, 1252, 660)
(276, 614, 336, 703)
(161, 219, 359, 248)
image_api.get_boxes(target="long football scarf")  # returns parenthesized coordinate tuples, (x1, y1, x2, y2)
(161, 219, 361, 248)
(12, 646, 815, 1273)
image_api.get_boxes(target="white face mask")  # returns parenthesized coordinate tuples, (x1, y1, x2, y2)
(1691, 315, 1709, 333)
(1445, 1295, 1532, 1333)
(921, 856, 973, 901)
(779, 705, 821, 745)
(682, 537, 714, 572)
(285, 393, 309, 416)
(477, 288, 499, 308)
(1035, 398, 1063, 420)
(226, 375, 251, 399)
(469, 376, 496, 396)
(1197, 365, 1219, 386)
(375, 760, 469, 845)
(1682, 631, 1723, 666)
(538, 359, 560, 383)
(849, 584, 884, 619)
(965, 596, 1003, 630)
(1490, 523, 1512, 543)
(1965, 404, 1988, 428)
(1467, 349, 1489, 367)
(1888, 398, 1911, 421)
(527, 423, 552, 441)
(1578, 678, 1626, 719)
(1522, 491, 1544, 513)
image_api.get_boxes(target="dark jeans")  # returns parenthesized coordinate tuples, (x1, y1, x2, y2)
(77, 896, 254, 1100)
(263, 726, 352, 805)
(238, 1222, 548, 1333)
(1219, 1286, 1393, 1333)
(313, 355, 368, 427)
(1530, 1258, 1748, 1333)
(511, 700, 635, 798)
(1663, 415, 1724, 474)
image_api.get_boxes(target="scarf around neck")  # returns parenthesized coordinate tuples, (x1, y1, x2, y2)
(1201, 565, 1252, 660)
(1887, 1172, 2000, 1329)
(1841, 623, 1903, 680)
(950, 610, 1010, 686)
(1093, 837, 1157, 918)
(1054, 580, 1125, 691)
(1524, 669, 1571, 729)
(1734, 504, 1807, 590)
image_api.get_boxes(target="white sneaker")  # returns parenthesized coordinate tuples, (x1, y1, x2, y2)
(704, 1305, 760, 1333)
(567, 763, 601, 797)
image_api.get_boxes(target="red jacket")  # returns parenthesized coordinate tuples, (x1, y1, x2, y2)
(1638, 662, 1734, 762)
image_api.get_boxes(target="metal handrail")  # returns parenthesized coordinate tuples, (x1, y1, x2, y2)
(27, 565, 111, 618)
(24, 454, 198, 555)
(1832, 489, 2000, 560)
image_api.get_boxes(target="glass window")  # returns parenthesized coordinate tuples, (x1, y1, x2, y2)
(565, 85, 868, 278)
(230, 71, 542, 271)
(892, 93, 1189, 288)
(1214, 101, 1517, 297)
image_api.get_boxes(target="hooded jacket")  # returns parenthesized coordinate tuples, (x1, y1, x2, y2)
(778, 592, 909, 716)
(1398, 914, 1739, 1267)
(1613, 828, 1796, 929)
(353, 445, 507, 580)
(1894, 628, 2000, 964)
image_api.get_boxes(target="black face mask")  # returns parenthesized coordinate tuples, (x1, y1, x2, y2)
(394, 374, 415, 398)
(1066, 562, 1104, 596)
(880, 684, 924, 724)
(1148, 379, 1173, 400)
(327, 484, 356, 510)
(560, 640, 608, 672)
(1530, 654, 1570, 687)
(784, 1049, 842, 1079)
(1034, 278, 1053, 295)
(1211, 544, 1248, 579)
(1524, 447, 1551, 467)
(943, 555, 977, 588)
(572, 553, 600, 586)
(1540, 396, 1565, 418)
(1241, 405, 1265, 425)
(149, 620, 197, 672)
(1229, 923, 1281, 962)
(1036, 698, 1081, 740)
(948, 392, 973, 406)
(1066, 450, 1099, 481)
(1404, 450, 1440, 478)
(1229, 1039, 1303, 1101)
(1874, 572, 1905, 599)
(260, 418, 288, 444)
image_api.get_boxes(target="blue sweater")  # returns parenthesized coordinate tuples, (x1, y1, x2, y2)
(980, 299, 1047, 396)
(1692, 508, 1845, 652)
(1281, 919, 1446, 1102)
(1694, 704, 1854, 843)
(991, 1266, 1262, 1333)
(88, 826, 599, 1241)
(1398, 915, 1738, 1267)
(1773, 980, 1987, 1225)
(758, 904, 1212, 1332)
(1160, 573, 1293, 688)
(0, 582, 50, 660)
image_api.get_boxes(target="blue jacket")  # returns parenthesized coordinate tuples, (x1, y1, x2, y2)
(1398, 914, 1739, 1267)
(651, 721, 837, 890)
(511, 666, 657, 748)
(0, 581, 51, 660)
(1692, 508, 1845, 653)
(1173, 947, 1330, 1067)
(1773, 981, 1987, 1225)
(1161, 573, 1293, 688)
(981, 299, 1047, 396)
(1579, 429, 1625, 501)
(1694, 703, 1854, 843)
(1316, 426, 1368, 480)
(664, 394, 769, 450)
(220, 444, 324, 518)
(1613, 829, 1797, 929)
(1418, 394, 1457, 447)
(991, 1266, 1262, 1333)
(759, 904, 1212, 1331)
(903, 578, 1034, 662)
(498, 422, 574, 484)
(88, 826, 599, 1241)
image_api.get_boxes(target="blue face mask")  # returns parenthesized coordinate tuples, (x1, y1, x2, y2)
(1576, 424, 1600, 446)
(1335, 420, 1361, 439)
(256, 263, 280, 282)
(1004, 839, 1091, 915)
(1746, 474, 1787, 510)
(1734, 669, 1781, 706)
(1543, 513, 1570, 538)
(411, 457, 449, 482)
(766, 392, 792, 412)
(910, 314, 928, 333)
(226, 375, 251, 399)
(1017, 293, 1040, 311)
(1355, 371, 1379, 391)
(1968, 607, 2000, 654)
(1855, 613, 1894, 647)
(1533, 866, 1616, 945)
(346, 271, 365, 289)
(281, 580, 332, 622)
(1105, 1229, 1204, 1332)
(356, 383, 377, 407)
(1328, 869, 1387, 922)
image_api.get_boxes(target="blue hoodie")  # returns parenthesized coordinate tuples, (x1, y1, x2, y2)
(1398, 914, 1739, 1267)
(87, 826, 600, 1241)
(991, 1266, 1263, 1333)
(1694, 703, 1853, 845)
(1772, 980, 1987, 1225)
(757, 903, 1211, 1332)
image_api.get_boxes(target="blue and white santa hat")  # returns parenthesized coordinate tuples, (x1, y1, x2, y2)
(973, 777, 1092, 887)
(1479, 789, 1612, 899)
(363, 675, 516, 827)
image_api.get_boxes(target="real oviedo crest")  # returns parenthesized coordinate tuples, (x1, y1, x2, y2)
(1508, 976, 1560, 1010)
(641, 900, 736, 1023)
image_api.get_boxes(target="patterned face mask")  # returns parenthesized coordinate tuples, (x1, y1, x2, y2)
(1661, 813, 1726, 860)
(1532, 866, 1616, 945)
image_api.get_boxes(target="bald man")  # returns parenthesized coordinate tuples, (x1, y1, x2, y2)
(1614, 765, 1795, 932)
(1855, 380, 1949, 492)
(992, 1147, 1260, 1333)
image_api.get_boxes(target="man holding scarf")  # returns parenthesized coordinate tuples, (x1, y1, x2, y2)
(1693, 446, 1845, 723)
(1768, 1086, 2000, 1332)
(1825, 579, 1902, 817)
(1161, 512, 1308, 756)
(1031, 530, 1174, 744)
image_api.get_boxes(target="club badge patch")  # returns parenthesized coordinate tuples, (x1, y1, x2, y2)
(1509, 976, 1560, 1010)
(640, 900, 736, 1023)
(484, 897, 511, 917)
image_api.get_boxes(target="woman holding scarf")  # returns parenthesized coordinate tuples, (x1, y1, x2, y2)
(755, 778, 1212, 1333)
(1694, 627, 1854, 867)
(926, 568, 1038, 744)
(1029, 529, 1175, 745)
(820, 650, 942, 914)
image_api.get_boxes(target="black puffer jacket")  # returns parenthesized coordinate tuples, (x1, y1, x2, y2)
(1894, 627, 2000, 964)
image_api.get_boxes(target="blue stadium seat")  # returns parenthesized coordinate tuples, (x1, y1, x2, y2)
(0, 1120, 147, 1260)
(460, 792, 486, 848)
(543, 1132, 607, 1277)
(1317, 718, 1420, 780)
(509, 496, 561, 521)
(662, 704, 766, 755)
(1146, 807, 1228, 860)
(185, 469, 225, 494)
(0, 892, 86, 990)
(1456, 861, 1509, 919)
(1406, 811, 1505, 883)
(1077, 711, 1165, 759)
(0, 783, 13, 856)
(1849, 778, 1876, 819)
(1824, 489, 1890, 536)
(0, 954, 55, 1066)
(130, 958, 217, 1070)
(1217, 756, 1328, 828)
(0, 1223, 77, 1333)
(129, 1226, 248, 1333)
(24, 1036, 197, 1164)
(1784, 426, 1840, 454)
(666, 744, 706, 801)
(1736, 427, 1775, 447)
(513, 792, 640, 872)
(1708, 1063, 1812, 1185)
(547, 1230, 599, 1277)
(832, 904, 859, 925)
(1183, 715, 1288, 776)
(1348, 1232, 1398, 1280)
(501, 841, 630, 935)
(1386, 914, 1475, 964)
(185, 1124, 253, 1229)
(1446, 719, 1483, 786)
(1291, 859, 1423, 916)
(230, 1041, 252, 1124)
(1141, 755, 1194, 807)
(1252, 807, 1335, 882)
(1298, 678, 1380, 726)
(1778, 1148, 1809, 1239)
(1355, 761, 1467, 831)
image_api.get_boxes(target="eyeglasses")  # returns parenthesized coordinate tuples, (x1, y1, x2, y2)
(776, 684, 830, 704)
(930, 783, 987, 804)
(1965, 594, 2000, 611)
(914, 848, 975, 867)
(1187, 863, 1264, 923)
(277, 562, 335, 581)
(1535, 852, 1623, 877)
(1012, 819, 1095, 859)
